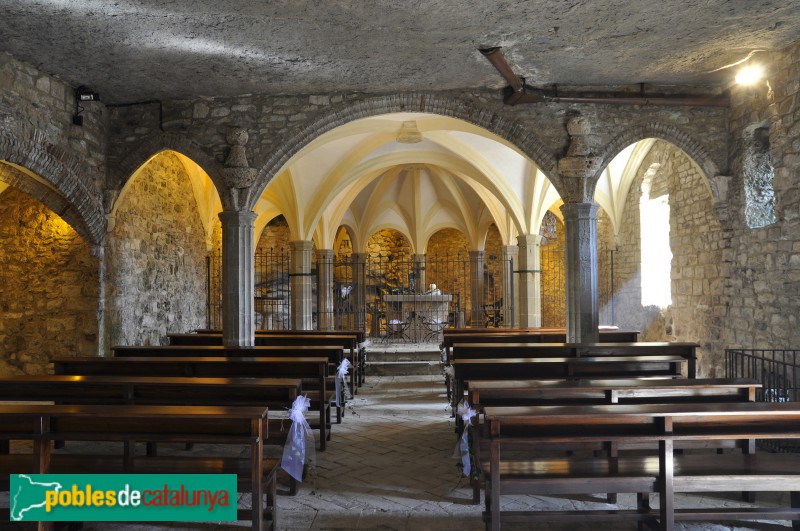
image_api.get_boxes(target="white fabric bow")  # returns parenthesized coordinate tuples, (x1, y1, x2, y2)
(454, 400, 477, 476)
(281, 395, 315, 482)
(335, 358, 353, 408)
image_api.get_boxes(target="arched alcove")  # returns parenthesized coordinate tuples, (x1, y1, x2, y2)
(0, 177, 99, 374)
(106, 151, 210, 347)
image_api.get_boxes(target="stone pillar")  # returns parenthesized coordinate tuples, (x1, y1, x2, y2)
(93, 244, 108, 356)
(219, 210, 256, 346)
(469, 250, 485, 327)
(501, 245, 518, 328)
(413, 254, 426, 292)
(351, 252, 367, 331)
(316, 249, 335, 331)
(517, 235, 542, 328)
(560, 203, 600, 343)
(557, 115, 602, 343)
(289, 240, 314, 330)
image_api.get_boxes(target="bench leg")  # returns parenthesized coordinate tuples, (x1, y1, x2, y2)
(792, 491, 800, 530)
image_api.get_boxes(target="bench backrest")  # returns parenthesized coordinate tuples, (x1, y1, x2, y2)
(0, 374, 300, 409)
(113, 344, 344, 364)
(169, 332, 357, 351)
(468, 377, 760, 409)
(0, 403, 267, 467)
(195, 328, 366, 343)
(54, 356, 328, 381)
(451, 342, 697, 378)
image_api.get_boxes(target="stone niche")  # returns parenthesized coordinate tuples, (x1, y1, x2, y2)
(0, 187, 99, 375)
(106, 151, 208, 347)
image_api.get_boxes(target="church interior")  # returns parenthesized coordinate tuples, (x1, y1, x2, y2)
(1, 1, 800, 530)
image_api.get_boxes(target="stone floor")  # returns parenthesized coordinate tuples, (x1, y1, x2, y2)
(2, 374, 795, 531)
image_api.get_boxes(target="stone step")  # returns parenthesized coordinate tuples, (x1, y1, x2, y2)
(366, 360, 442, 376)
(366, 350, 442, 363)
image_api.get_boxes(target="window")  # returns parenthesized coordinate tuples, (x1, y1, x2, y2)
(640, 168, 672, 308)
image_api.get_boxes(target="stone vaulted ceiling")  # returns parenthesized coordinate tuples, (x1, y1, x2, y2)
(1, 1, 799, 103)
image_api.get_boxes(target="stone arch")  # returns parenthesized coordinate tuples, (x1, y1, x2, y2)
(251, 93, 557, 211)
(594, 123, 721, 191)
(112, 133, 226, 204)
(0, 129, 104, 244)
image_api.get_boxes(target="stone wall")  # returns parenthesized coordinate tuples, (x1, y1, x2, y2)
(0, 187, 98, 374)
(609, 140, 726, 375)
(0, 52, 107, 242)
(107, 89, 729, 208)
(106, 151, 208, 347)
(540, 215, 566, 327)
(724, 42, 800, 351)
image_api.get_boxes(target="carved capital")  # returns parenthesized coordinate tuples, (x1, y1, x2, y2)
(222, 127, 257, 190)
(708, 174, 732, 205)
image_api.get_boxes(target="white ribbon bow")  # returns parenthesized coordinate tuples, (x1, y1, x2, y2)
(454, 400, 477, 476)
(335, 358, 353, 408)
(281, 395, 316, 482)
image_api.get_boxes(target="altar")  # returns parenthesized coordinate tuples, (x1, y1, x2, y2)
(383, 294, 452, 341)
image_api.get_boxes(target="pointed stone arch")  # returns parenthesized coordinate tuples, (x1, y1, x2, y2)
(251, 93, 557, 211)
(594, 123, 721, 191)
(0, 129, 104, 244)
(112, 133, 226, 203)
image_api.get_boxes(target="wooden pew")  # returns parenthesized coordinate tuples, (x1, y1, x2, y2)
(168, 333, 361, 392)
(0, 404, 276, 531)
(441, 327, 640, 361)
(451, 355, 687, 410)
(112, 345, 348, 423)
(195, 329, 368, 387)
(481, 401, 800, 530)
(463, 377, 761, 504)
(450, 342, 697, 377)
(53, 356, 333, 451)
(0, 374, 303, 495)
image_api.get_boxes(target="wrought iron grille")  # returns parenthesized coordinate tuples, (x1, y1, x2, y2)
(726, 348, 799, 452)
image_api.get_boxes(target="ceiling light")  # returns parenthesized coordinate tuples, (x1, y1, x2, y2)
(735, 65, 764, 85)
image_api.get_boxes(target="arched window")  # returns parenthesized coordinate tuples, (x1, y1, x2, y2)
(640, 164, 672, 308)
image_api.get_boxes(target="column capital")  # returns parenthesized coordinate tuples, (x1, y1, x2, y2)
(559, 202, 600, 219)
(289, 240, 315, 251)
(469, 249, 485, 259)
(316, 248, 335, 260)
(218, 209, 257, 225)
(516, 234, 543, 247)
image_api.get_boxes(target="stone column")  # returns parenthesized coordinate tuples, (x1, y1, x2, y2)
(351, 252, 367, 331)
(557, 115, 602, 343)
(413, 253, 426, 292)
(501, 245, 518, 328)
(560, 203, 599, 343)
(93, 244, 108, 356)
(517, 235, 542, 328)
(219, 210, 256, 346)
(289, 240, 314, 330)
(469, 250, 485, 327)
(316, 249, 335, 330)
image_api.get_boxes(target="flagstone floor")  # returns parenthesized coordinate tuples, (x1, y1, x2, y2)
(1, 374, 795, 531)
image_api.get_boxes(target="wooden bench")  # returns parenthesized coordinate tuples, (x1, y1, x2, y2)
(481, 402, 800, 531)
(442, 327, 640, 362)
(168, 333, 360, 392)
(0, 404, 276, 531)
(450, 342, 697, 377)
(196, 329, 368, 386)
(464, 377, 761, 504)
(53, 356, 333, 451)
(0, 374, 304, 495)
(112, 345, 348, 420)
(451, 355, 687, 410)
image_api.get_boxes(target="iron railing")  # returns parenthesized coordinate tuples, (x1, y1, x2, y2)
(726, 348, 799, 452)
